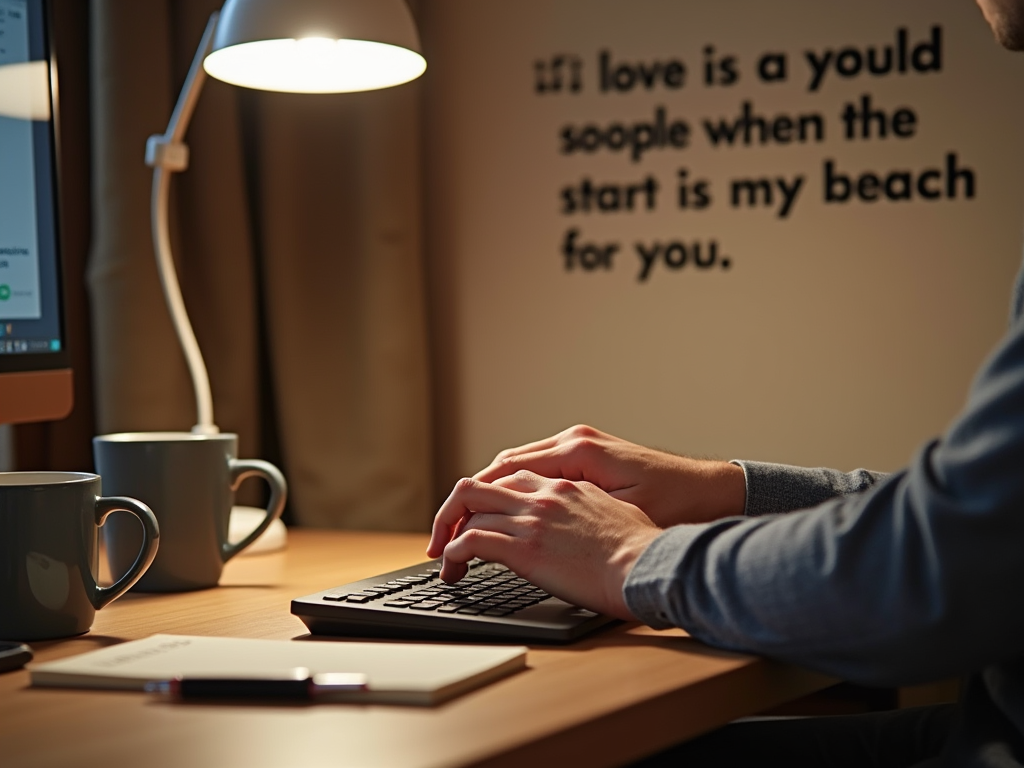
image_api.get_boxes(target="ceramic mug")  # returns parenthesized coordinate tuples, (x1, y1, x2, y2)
(0, 472, 159, 641)
(94, 432, 286, 592)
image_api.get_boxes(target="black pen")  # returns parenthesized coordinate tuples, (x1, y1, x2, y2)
(145, 669, 369, 701)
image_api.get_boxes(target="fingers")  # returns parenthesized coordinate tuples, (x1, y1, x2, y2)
(441, 528, 522, 582)
(440, 512, 525, 582)
(475, 434, 605, 484)
(439, 558, 469, 583)
(438, 509, 520, 581)
(440, 514, 470, 583)
(426, 477, 532, 558)
(475, 440, 563, 481)
(496, 433, 564, 458)
(475, 448, 564, 483)
(433, 480, 542, 582)
(476, 425, 608, 480)
(488, 469, 546, 492)
(458, 510, 524, 536)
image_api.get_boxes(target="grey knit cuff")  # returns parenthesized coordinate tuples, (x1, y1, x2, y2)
(730, 460, 888, 517)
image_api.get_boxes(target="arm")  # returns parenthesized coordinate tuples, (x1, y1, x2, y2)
(625, 319, 1024, 686)
(425, 447, 886, 622)
(471, 425, 886, 525)
(472, 425, 747, 526)
(426, 443, 891, 626)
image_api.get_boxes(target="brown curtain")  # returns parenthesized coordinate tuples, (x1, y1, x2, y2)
(20, 0, 435, 532)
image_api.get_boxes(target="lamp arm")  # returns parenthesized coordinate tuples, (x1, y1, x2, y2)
(150, 168, 216, 434)
(166, 12, 220, 145)
(145, 13, 220, 435)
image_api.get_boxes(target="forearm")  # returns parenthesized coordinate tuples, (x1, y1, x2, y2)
(667, 457, 748, 523)
(625, 455, 1022, 686)
(625, 322, 1024, 686)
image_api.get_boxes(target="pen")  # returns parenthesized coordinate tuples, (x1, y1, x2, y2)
(145, 669, 369, 701)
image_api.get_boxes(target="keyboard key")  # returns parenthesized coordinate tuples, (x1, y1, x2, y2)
(483, 607, 516, 616)
(436, 588, 469, 597)
(322, 593, 348, 602)
(384, 600, 416, 608)
(345, 594, 374, 603)
(409, 601, 443, 611)
(456, 606, 484, 615)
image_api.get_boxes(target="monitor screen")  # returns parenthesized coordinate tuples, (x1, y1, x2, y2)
(0, 0, 72, 424)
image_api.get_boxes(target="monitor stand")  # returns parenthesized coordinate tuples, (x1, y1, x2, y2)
(0, 370, 73, 425)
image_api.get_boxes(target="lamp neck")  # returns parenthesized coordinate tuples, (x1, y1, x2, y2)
(145, 12, 222, 435)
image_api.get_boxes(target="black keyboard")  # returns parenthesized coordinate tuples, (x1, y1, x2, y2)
(291, 559, 616, 643)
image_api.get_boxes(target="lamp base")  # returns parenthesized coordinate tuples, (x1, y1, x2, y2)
(229, 506, 288, 555)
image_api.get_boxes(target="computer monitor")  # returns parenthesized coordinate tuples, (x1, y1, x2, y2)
(0, 0, 72, 425)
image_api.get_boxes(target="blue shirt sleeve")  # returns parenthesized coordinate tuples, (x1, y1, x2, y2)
(624, 314, 1024, 687)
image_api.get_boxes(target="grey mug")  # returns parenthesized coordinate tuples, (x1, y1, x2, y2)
(93, 432, 286, 592)
(0, 472, 159, 641)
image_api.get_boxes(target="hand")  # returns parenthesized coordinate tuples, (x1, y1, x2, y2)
(473, 425, 746, 527)
(425, 470, 662, 620)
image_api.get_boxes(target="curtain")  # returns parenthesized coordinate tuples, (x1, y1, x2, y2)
(52, 0, 433, 531)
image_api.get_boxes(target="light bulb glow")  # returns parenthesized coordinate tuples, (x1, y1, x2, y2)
(204, 38, 426, 93)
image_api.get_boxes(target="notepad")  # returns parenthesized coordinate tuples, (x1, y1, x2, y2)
(29, 634, 528, 705)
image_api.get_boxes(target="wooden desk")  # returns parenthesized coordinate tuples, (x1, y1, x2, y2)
(2, 530, 831, 768)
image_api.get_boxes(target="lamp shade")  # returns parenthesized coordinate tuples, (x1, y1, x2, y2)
(204, 0, 426, 93)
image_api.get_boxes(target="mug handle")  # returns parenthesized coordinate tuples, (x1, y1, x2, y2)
(91, 497, 161, 609)
(221, 459, 287, 562)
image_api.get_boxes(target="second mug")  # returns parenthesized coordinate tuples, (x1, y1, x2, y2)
(93, 432, 287, 592)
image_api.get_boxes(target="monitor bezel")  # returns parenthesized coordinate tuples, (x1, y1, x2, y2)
(0, 0, 73, 424)
(0, 0, 70, 375)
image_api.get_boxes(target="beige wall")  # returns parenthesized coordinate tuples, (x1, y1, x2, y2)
(421, 0, 1024, 492)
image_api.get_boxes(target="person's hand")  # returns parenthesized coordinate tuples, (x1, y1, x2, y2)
(425, 470, 662, 620)
(473, 425, 746, 527)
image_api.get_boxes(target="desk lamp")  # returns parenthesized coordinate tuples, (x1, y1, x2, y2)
(146, 0, 426, 436)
